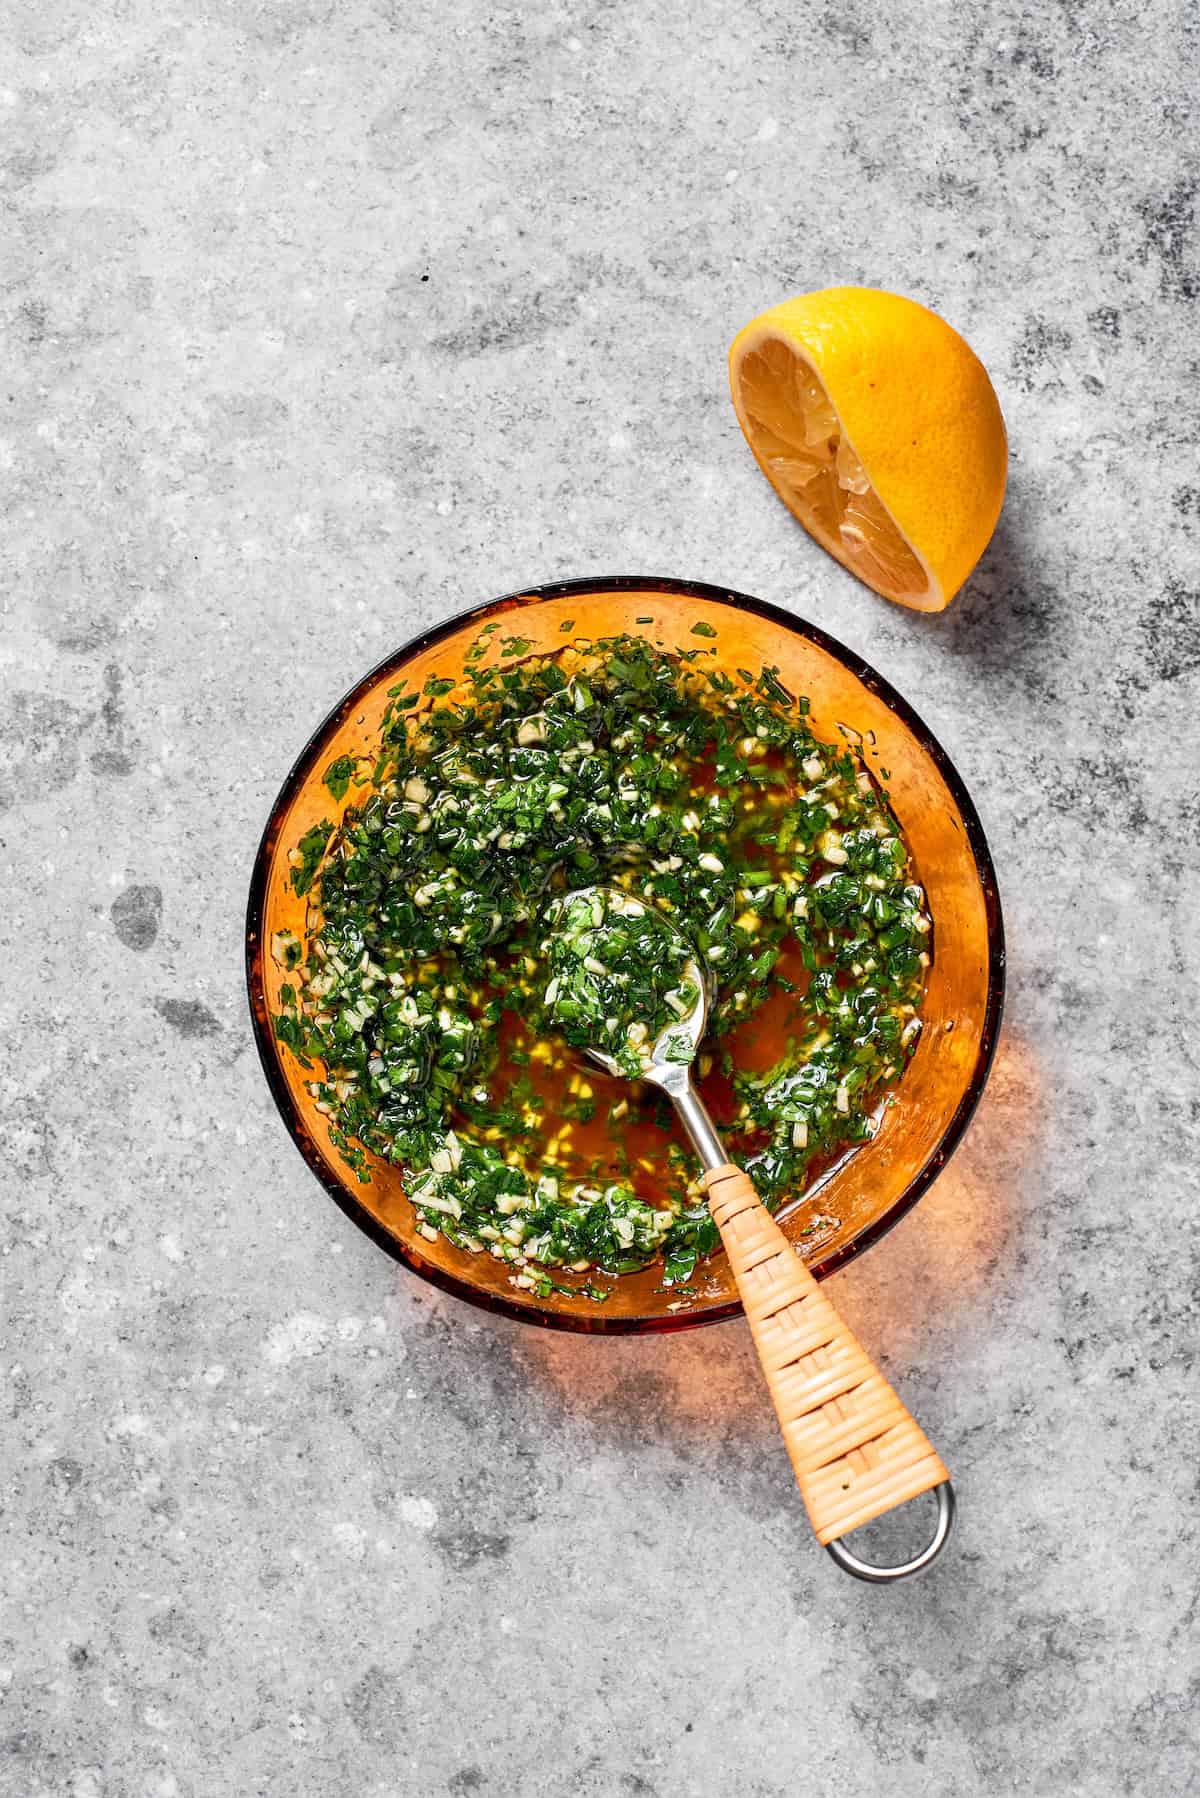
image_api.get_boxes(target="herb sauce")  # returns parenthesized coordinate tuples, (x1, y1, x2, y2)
(273, 631, 930, 1296)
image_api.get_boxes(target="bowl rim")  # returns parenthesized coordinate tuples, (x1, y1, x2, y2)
(246, 574, 1006, 1334)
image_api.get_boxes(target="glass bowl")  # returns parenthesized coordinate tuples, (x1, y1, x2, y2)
(246, 577, 1004, 1333)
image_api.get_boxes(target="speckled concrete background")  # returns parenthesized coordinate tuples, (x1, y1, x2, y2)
(3, 0, 1198, 1793)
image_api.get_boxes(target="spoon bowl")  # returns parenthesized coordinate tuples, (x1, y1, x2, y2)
(562, 885, 728, 1172)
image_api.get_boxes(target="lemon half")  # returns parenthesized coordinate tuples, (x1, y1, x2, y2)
(730, 287, 1007, 611)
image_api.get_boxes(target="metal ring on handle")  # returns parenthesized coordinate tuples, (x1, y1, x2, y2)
(825, 1480, 956, 1583)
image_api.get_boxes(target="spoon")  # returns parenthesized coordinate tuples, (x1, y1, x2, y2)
(566, 885, 955, 1582)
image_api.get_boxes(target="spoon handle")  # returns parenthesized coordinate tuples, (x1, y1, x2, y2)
(703, 1163, 953, 1580)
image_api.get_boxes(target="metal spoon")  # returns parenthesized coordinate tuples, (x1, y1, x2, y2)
(569, 885, 955, 1583)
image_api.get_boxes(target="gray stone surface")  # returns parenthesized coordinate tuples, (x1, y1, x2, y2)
(2, 0, 1198, 1792)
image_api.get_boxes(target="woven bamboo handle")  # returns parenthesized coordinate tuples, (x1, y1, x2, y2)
(704, 1164, 949, 1547)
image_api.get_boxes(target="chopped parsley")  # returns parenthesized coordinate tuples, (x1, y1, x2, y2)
(289, 821, 333, 897)
(323, 755, 358, 801)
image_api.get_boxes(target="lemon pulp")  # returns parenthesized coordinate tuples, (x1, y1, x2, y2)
(736, 336, 931, 606)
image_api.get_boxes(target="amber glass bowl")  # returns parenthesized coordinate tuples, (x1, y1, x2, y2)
(246, 577, 1004, 1333)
